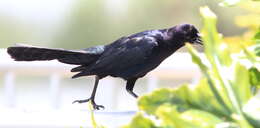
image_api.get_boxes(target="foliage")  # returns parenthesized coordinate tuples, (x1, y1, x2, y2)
(123, 5, 260, 128)
(221, 0, 260, 52)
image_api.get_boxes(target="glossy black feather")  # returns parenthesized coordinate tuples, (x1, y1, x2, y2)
(7, 24, 201, 80)
(7, 24, 202, 110)
(7, 24, 200, 80)
(7, 44, 104, 65)
(71, 24, 202, 80)
(71, 36, 160, 79)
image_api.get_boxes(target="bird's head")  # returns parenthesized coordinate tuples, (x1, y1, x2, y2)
(165, 24, 202, 45)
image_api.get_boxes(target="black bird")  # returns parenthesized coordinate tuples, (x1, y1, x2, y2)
(7, 24, 202, 110)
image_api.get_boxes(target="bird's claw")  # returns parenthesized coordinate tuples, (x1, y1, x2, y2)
(72, 98, 105, 110)
(92, 102, 105, 110)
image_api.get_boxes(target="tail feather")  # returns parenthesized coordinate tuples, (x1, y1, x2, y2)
(71, 65, 86, 72)
(7, 44, 103, 65)
(72, 71, 93, 79)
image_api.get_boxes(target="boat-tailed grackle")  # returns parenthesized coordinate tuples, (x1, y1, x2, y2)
(7, 24, 202, 110)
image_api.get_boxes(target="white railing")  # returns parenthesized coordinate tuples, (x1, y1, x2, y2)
(0, 49, 201, 127)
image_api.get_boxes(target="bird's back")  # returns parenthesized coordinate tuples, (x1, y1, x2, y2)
(71, 29, 173, 80)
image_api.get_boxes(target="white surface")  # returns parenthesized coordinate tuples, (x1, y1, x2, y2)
(0, 107, 135, 128)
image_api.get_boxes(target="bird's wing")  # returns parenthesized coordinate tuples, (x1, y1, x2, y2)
(95, 36, 158, 68)
(72, 36, 158, 78)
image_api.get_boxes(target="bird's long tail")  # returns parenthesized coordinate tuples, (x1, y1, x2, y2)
(7, 44, 103, 65)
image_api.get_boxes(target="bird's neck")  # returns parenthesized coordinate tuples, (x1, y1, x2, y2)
(162, 39, 185, 52)
(162, 29, 185, 50)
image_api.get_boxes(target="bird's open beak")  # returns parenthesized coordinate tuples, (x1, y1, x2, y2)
(190, 37, 203, 45)
(195, 38, 203, 45)
(195, 33, 203, 45)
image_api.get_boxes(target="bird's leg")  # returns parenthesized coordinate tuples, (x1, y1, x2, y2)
(73, 76, 104, 110)
(126, 78, 138, 98)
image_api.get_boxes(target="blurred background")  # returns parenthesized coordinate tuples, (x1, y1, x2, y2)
(0, 0, 251, 127)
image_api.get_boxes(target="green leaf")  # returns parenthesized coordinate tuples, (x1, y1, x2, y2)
(200, 6, 232, 66)
(255, 31, 260, 40)
(199, 6, 220, 65)
(138, 80, 232, 123)
(200, 6, 244, 117)
(156, 105, 223, 128)
(138, 88, 177, 115)
(186, 44, 233, 116)
(231, 63, 251, 106)
(218, 43, 232, 66)
(185, 44, 209, 73)
(186, 79, 232, 117)
(249, 67, 260, 88)
(251, 44, 260, 57)
(137, 79, 243, 127)
(123, 113, 157, 128)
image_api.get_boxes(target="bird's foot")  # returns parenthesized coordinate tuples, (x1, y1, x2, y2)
(127, 90, 139, 98)
(72, 98, 105, 110)
(91, 100, 105, 110)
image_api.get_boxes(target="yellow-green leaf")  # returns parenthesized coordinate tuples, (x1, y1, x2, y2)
(123, 113, 157, 128)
